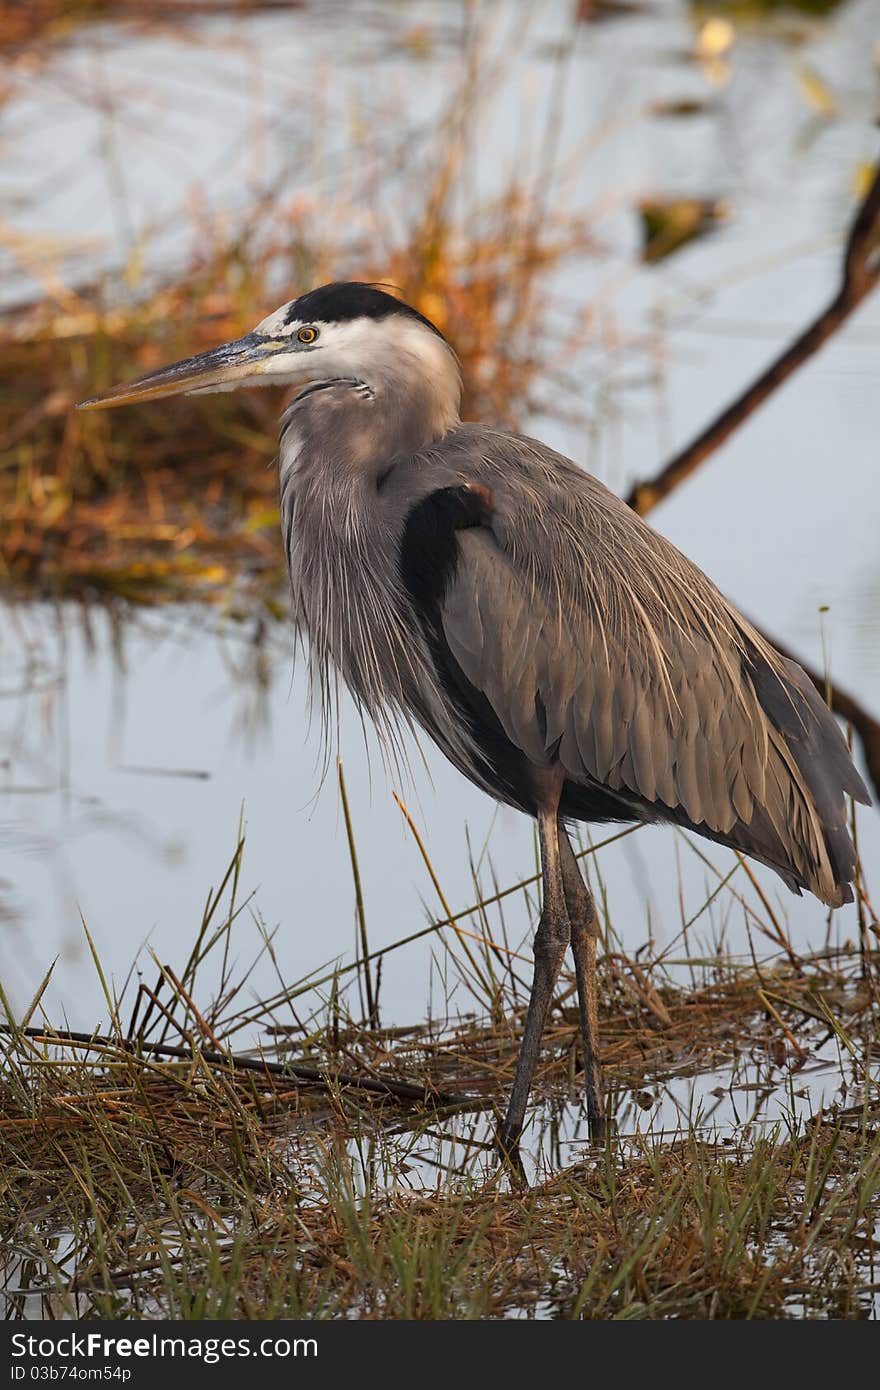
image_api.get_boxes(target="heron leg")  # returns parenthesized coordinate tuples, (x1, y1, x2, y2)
(558, 825, 606, 1141)
(497, 803, 570, 1160)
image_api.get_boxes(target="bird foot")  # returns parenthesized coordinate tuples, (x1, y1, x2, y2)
(495, 1122, 527, 1182)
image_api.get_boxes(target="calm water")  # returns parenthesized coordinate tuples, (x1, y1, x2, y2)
(1, 0, 879, 1036)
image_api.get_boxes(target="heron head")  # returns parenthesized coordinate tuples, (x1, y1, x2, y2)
(77, 282, 458, 413)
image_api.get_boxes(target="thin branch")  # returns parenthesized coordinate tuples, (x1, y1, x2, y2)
(626, 161, 880, 516)
(623, 160, 880, 799)
(0, 1024, 462, 1106)
(338, 758, 377, 1030)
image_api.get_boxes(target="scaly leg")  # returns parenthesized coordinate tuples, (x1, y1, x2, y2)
(558, 825, 606, 1141)
(497, 802, 570, 1160)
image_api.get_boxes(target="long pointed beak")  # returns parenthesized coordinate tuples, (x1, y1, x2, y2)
(77, 332, 289, 411)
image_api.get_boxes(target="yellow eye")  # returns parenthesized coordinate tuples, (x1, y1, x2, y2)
(297, 326, 318, 344)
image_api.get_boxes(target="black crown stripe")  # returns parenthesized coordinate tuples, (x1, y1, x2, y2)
(283, 282, 444, 338)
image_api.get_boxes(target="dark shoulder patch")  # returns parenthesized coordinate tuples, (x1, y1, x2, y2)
(399, 484, 493, 611)
(285, 282, 445, 338)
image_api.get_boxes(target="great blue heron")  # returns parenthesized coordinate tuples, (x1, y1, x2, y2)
(80, 281, 870, 1155)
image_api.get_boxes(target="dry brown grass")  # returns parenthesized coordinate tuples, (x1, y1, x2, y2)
(0, 172, 596, 608)
(2, 900, 879, 1318)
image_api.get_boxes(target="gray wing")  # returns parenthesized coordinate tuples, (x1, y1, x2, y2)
(418, 427, 869, 906)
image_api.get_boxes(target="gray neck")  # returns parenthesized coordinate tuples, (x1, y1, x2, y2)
(276, 329, 465, 774)
(279, 318, 461, 485)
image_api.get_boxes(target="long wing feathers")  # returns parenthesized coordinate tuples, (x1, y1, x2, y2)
(422, 427, 869, 907)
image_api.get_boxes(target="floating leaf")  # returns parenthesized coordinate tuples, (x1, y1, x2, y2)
(695, 16, 735, 59)
(650, 97, 712, 119)
(576, 0, 649, 20)
(796, 63, 838, 117)
(689, 1, 846, 17)
(638, 197, 730, 264)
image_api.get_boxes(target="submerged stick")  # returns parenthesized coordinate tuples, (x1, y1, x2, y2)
(0, 1024, 462, 1105)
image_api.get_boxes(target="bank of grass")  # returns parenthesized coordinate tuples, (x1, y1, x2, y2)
(1, 146, 597, 610)
(0, 0, 601, 611)
(1, 832, 878, 1319)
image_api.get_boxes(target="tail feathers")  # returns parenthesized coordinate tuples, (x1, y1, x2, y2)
(744, 647, 870, 907)
(716, 800, 847, 907)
